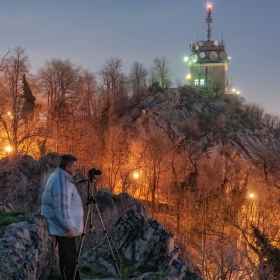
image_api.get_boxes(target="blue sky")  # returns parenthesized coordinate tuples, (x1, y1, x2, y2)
(0, 0, 279, 114)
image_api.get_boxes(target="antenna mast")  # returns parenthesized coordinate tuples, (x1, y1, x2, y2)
(206, 2, 212, 41)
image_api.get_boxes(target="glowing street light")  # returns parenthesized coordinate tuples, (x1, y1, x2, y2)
(183, 56, 189, 62)
(5, 146, 12, 153)
(249, 193, 255, 199)
(133, 172, 139, 179)
(186, 74, 191, 80)
(232, 88, 241, 96)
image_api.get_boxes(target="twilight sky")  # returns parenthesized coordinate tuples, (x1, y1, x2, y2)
(0, 0, 279, 114)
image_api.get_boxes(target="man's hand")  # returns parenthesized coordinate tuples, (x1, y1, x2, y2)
(67, 227, 75, 238)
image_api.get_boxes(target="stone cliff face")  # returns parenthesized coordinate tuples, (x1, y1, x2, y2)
(80, 188, 149, 252)
(79, 209, 202, 280)
(0, 153, 60, 212)
(123, 89, 280, 178)
(0, 215, 55, 280)
(0, 197, 202, 280)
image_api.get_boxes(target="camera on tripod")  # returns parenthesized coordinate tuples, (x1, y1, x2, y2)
(75, 167, 122, 280)
(88, 168, 102, 182)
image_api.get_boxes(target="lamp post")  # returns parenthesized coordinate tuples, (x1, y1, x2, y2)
(133, 172, 139, 179)
(186, 74, 191, 85)
(5, 146, 12, 155)
(248, 192, 257, 222)
(232, 88, 241, 104)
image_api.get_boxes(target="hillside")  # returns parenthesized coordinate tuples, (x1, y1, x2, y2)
(124, 87, 280, 168)
(1, 87, 280, 279)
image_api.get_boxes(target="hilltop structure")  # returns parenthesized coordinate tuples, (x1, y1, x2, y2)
(187, 2, 230, 97)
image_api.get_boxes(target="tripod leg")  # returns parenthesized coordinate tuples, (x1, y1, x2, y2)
(73, 202, 93, 280)
(94, 201, 123, 279)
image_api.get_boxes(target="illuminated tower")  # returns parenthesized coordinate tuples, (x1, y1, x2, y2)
(187, 2, 230, 96)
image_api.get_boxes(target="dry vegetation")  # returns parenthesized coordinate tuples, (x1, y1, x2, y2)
(1, 47, 280, 279)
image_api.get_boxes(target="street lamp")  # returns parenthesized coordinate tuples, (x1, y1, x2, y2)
(133, 172, 139, 179)
(5, 146, 12, 153)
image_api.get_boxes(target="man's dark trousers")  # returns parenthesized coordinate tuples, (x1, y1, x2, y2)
(56, 236, 80, 280)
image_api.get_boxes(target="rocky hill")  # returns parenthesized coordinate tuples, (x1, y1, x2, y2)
(0, 199, 201, 280)
(0, 87, 280, 279)
(123, 87, 280, 181)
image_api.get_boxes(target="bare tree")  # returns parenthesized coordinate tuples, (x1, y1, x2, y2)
(38, 58, 80, 110)
(37, 58, 81, 152)
(129, 61, 148, 96)
(243, 102, 265, 123)
(153, 56, 172, 89)
(212, 74, 227, 99)
(75, 69, 98, 118)
(98, 58, 127, 100)
(0, 47, 40, 155)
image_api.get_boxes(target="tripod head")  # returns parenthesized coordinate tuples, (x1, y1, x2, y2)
(88, 168, 102, 182)
(78, 168, 102, 203)
(78, 168, 102, 183)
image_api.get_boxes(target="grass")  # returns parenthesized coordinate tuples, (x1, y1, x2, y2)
(154, 271, 165, 279)
(0, 211, 30, 227)
(0, 211, 31, 238)
(183, 269, 197, 280)
(105, 252, 161, 280)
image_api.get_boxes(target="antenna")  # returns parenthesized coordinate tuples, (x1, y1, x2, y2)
(206, 2, 212, 41)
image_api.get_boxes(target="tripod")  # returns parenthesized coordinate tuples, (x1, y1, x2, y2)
(73, 175, 122, 280)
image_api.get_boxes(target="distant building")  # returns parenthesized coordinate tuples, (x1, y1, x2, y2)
(187, 2, 230, 97)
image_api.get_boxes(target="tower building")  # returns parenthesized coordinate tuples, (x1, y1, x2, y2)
(187, 2, 230, 96)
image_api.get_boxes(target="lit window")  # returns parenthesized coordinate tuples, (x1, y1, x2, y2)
(195, 79, 199, 86)
(194, 67, 199, 74)
(200, 79, 205, 86)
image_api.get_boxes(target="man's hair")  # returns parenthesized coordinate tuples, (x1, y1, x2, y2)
(59, 154, 77, 169)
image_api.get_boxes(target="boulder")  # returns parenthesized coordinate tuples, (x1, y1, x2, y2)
(79, 189, 148, 252)
(0, 153, 59, 212)
(0, 215, 55, 280)
(80, 210, 202, 280)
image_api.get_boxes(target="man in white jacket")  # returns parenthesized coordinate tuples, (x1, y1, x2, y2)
(41, 154, 83, 280)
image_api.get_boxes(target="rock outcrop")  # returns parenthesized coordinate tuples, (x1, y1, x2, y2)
(80, 210, 202, 280)
(0, 153, 60, 212)
(124, 89, 280, 177)
(0, 193, 201, 280)
(0, 215, 55, 280)
(80, 188, 149, 251)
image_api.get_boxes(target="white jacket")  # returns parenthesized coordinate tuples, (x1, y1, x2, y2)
(41, 168, 84, 236)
